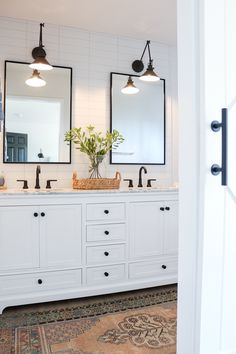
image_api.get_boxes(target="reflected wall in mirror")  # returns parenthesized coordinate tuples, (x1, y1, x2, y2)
(4, 61, 72, 163)
(110, 72, 165, 165)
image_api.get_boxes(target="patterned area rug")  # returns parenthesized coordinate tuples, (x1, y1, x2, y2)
(0, 285, 177, 353)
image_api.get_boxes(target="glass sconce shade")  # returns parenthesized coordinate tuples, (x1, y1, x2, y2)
(29, 56, 52, 71)
(121, 76, 139, 94)
(25, 69, 46, 87)
(139, 62, 160, 82)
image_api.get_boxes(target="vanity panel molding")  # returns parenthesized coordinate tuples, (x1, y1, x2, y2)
(86, 244, 126, 266)
(0, 189, 178, 313)
(129, 201, 165, 259)
(86, 223, 126, 242)
(39, 205, 82, 269)
(0, 269, 82, 296)
(0, 206, 40, 272)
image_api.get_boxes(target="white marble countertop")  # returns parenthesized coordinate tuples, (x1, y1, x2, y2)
(0, 186, 178, 196)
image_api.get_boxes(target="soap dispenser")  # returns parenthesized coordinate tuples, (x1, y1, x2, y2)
(0, 171, 6, 189)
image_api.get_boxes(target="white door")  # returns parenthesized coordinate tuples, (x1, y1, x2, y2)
(177, 0, 236, 353)
(210, 1, 236, 352)
(40, 205, 82, 268)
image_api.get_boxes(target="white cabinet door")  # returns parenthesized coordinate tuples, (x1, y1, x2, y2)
(40, 205, 82, 268)
(0, 206, 39, 271)
(129, 202, 164, 259)
(163, 201, 178, 255)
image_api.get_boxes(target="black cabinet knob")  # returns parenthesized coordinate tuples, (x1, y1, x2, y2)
(162, 265, 167, 269)
(165, 207, 170, 211)
(38, 279, 43, 284)
(34, 212, 38, 217)
(104, 210, 109, 214)
(160, 207, 165, 211)
(41, 212, 45, 217)
(104, 230, 109, 235)
(104, 272, 109, 277)
(104, 251, 109, 256)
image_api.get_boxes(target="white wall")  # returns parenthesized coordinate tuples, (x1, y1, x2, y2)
(0, 16, 178, 189)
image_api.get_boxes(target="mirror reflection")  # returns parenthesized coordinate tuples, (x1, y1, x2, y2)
(4, 61, 72, 163)
(110, 72, 165, 165)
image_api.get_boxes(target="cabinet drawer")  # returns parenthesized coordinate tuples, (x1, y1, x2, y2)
(86, 223, 126, 242)
(0, 269, 82, 295)
(86, 203, 125, 222)
(129, 258, 178, 280)
(86, 244, 126, 265)
(86, 264, 125, 285)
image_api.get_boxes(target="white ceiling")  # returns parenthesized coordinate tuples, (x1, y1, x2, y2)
(0, 0, 177, 45)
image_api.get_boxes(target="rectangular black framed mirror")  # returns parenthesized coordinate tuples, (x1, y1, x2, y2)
(110, 72, 165, 165)
(3, 60, 72, 164)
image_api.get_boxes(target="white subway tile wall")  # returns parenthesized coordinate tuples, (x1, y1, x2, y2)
(0, 16, 178, 189)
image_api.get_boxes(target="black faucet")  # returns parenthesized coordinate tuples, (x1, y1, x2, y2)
(35, 165, 41, 189)
(138, 166, 147, 187)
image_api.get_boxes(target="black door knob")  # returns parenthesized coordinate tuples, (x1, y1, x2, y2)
(104, 251, 109, 256)
(165, 207, 170, 211)
(41, 212, 45, 217)
(162, 265, 167, 269)
(104, 230, 109, 235)
(34, 212, 38, 217)
(160, 207, 165, 211)
(104, 210, 109, 214)
(104, 272, 109, 277)
(38, 279, 43, 284)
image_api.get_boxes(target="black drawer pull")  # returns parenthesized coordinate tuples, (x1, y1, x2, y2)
(104, 230, 109, 235)
(104, 272, 109, 277)
(160, 207, 165, 211)
(37, 279, 43, 284)
(165, 207, 170, 211)
(104, 251, 109, 256)
(211, 108, 228, 186)
(34, 212, 38, 217)
(41, 212, 45, 217)
(162, 265, 167, 269)
(104, 210, 109, 214)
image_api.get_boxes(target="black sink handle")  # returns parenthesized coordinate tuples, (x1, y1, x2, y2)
(17, 179, 29, 189)
(147, 179, 157, 187)
(46, 179, 58, 189)
(123, 179, 133, 188)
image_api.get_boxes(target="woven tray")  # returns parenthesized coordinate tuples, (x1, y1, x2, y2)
(72, 171, 121, 190)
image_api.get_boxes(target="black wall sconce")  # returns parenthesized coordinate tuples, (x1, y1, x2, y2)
(26, 23, 52, 87)
(132, 40, 160, 82)
(29, 23, 53, 71)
